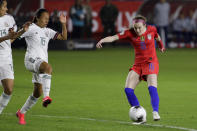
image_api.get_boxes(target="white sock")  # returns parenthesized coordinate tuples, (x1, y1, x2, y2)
(20, 95, 38, 114)
(0, 92, 11, 114)
(40, 74, 51, 98)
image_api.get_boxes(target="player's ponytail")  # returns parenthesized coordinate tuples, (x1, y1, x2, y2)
(33, 8, 48, 23)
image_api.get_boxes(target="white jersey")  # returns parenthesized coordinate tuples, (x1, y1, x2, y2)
(21, 23, 57, 62)
(0, 14, 17, 66)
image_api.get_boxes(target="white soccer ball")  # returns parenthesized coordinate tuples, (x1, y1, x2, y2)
(129, 106, 147, 122)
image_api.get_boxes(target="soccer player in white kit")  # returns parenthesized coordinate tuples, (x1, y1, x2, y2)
(16, 8, 67, 125)
(0, 0, 30, 115)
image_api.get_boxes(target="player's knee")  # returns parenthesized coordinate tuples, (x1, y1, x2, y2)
(147, 75, 157, 87)
(39, 62, 52, 74)
(148, 82, 157, 87)
(4, 87, 13, 95)
(148, 79, 157, 87)
(41, 64, 52, 74)
(125, 80, 138, 89)
(3, 82, 14, 95)
(125, 83, 136, 89)
(45, 64, 52, 74)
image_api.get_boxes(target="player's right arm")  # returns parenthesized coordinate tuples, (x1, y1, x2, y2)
(96, 29, 131, 48)
(96, 35, 119, 48)
(10, 21, 31, 43)
(0, 22, 31, 43)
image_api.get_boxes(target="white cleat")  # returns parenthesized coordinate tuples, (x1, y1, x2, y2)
(153, 111, 160, 121)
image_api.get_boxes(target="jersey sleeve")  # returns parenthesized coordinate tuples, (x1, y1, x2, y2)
(117, 29, 131, 39)
(150, 26, 164, 49)
(150, 26, 158, 38)
(46, 28, 59, 40)
(20, 25, 33, 38)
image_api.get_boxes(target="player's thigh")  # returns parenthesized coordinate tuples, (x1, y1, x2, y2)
(125, 70, 140, 89)
(147, 74, 157, 87)
(25, 57, 45, 73)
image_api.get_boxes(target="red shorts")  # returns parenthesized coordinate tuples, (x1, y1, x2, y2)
(129, 62, 159, 81)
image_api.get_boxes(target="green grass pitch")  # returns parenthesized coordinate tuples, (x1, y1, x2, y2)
(0, 47, 197, 131)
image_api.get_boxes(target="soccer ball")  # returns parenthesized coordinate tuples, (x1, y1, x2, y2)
(129, 106, 146, 122)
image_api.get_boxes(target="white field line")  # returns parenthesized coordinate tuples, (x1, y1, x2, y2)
(4, 113, 197, 131)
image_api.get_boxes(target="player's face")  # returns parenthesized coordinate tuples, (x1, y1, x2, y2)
(133, 22, 146, 36)
(0, 1, 8, 16)
(37, 12, 49, 28)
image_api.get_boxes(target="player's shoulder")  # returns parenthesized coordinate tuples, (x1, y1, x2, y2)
(127, 27, 135, 35)
(44, 27, 55, 33)
(147, 25, 157, 32)
(3, 14, 14, 20)
(27, 23, 35, 30)
(26, 23, 38, 33)
(119, 28, 132, 35)
(125, 28, 135, 33)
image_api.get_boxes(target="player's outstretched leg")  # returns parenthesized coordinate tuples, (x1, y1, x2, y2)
(16, 83, 41, 125)
(39, 62, 53, 107)
(147, 74, 160, 121)
(0, 79, 13, 114)
(125, 71, 141, 107)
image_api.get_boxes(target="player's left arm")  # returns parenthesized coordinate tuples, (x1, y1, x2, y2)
(154, 32, 165, 53)
(56, 13, 67, 40)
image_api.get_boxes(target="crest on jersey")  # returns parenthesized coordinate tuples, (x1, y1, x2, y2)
(4, 22, 9, 27)
(140, 36, 145, 41)
(147, 34, 152, 40)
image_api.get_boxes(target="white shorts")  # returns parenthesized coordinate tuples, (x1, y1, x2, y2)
(25, 56, 46, 84)
(0, 64, 14, 81)
(25, 57, 45, 73)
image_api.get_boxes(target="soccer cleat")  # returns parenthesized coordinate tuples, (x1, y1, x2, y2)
(152, 111, 160, 121)
(42, 96, 52, 107)
(16, 110, 26, 125)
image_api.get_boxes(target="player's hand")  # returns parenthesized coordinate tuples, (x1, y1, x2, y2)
(96, 40, 103, 48)
(59, 13, 67, 24)
(22, 21, 31, 31)
(8, 28, 17, 39)
(160, 47, 166, 53)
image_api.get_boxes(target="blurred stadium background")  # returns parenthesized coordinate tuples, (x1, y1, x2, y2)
(7, 0, 197, 49)
(1, 0, 197, 131)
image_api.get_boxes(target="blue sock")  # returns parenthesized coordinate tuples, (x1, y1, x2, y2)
(148, 86, 159, 112)
(124, 88, 140, 107)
